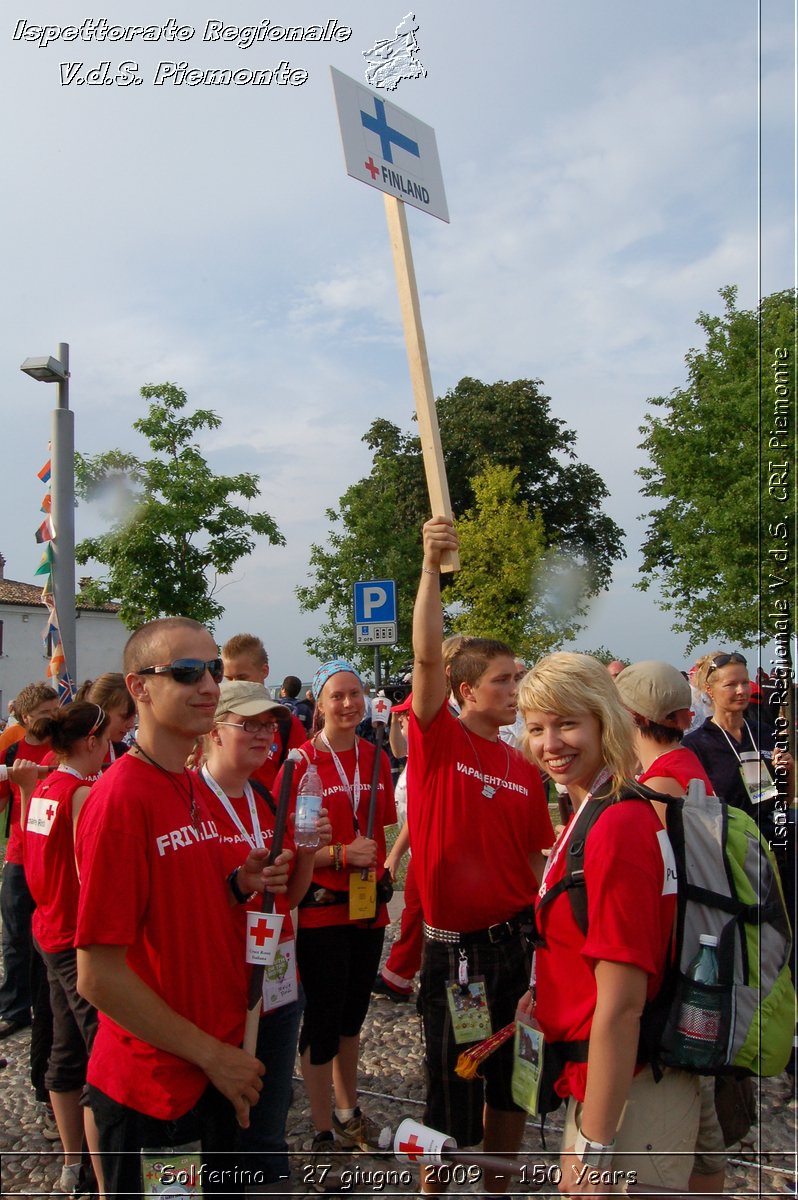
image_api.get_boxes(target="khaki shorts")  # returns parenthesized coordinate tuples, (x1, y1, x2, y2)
(692, 1074, 728, 1176)
(563, 1066, 700, 1193)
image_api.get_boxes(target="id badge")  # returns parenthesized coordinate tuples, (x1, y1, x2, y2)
(142, 1142, 203, 1196)
(246, 911, 284, 966)
(349, 869, 377, 920)
(739, 751, 777, 805)
(511, 1013, 546, 1116)
(262, 937, 299, 1013)
(445, 976, 492, 1045)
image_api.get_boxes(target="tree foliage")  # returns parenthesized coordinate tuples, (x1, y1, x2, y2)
(75, 382, 284, 630)
(296, 377, 625, 671)
(447, 463, 579, 660)
(637, 287, 795, 650)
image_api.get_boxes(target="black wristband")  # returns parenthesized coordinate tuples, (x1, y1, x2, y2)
(227, 867, 253, 905)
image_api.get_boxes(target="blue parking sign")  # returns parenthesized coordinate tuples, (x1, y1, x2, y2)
(353, 580, 397, 646)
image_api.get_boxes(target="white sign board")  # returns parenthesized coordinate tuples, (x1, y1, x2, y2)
(331, 66, 449, 223)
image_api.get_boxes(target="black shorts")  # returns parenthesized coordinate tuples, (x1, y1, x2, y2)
(297, 924, 384, 1065)
(35, 942, 98, 1094)
(419, 931, 531, 1147)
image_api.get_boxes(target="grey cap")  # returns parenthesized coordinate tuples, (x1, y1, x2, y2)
(615, 660, 692, 726)
(214, 679, 291, 722)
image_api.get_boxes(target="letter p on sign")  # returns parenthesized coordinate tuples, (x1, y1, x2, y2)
(362, 586, 387, 619)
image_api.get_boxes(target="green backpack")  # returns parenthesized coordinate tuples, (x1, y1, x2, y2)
(538, 778, 795, 1077)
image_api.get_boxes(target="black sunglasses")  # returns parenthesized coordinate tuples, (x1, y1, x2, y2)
(706, 652, 747, 678)
(137, 658, 224, 685)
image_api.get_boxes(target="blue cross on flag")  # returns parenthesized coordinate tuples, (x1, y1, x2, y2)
(331, 67, 449, 223)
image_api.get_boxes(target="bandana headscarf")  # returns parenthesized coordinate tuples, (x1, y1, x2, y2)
(312, 659, 362, 701)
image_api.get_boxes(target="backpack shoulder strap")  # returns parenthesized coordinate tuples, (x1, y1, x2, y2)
(249, 776, 277, 817)
(537, 793, 616, 934)
(274, 715, 294, 768)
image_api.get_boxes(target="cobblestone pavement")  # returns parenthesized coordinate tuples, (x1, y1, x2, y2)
(1, 916, 796, 1197)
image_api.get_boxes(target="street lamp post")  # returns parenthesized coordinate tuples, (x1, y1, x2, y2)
(20, 343, 76, 689)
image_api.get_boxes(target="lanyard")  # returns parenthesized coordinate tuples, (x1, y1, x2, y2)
(201, 767, 264, 849)
(714, 720, 756, 764)
(539, 766, 613, 890)
(319, 733, 361, 831)
(531, 766, 613, 997)
(57, 764, 85, 779)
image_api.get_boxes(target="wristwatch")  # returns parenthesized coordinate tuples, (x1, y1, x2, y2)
(573, 1129, 616, 1168)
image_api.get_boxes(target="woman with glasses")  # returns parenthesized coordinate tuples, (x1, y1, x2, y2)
(202, 679, 331, 1191)
(276, 659, 396, 1167)
(683, 652, 792, 825)
(22, 702, 111, 1199)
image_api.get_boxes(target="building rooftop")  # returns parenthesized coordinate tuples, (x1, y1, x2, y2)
(0, 577, 120, 614)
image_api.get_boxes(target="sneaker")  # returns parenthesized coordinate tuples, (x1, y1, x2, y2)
(332, 1106, 382, 1152)
(39, 1103, 60, 1141)
(372, 975, 411, 1003)
(58, 1162, 91, 1198)
(309, 1131, 345, 1193)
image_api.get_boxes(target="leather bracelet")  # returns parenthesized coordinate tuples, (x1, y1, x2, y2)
(227, 867, 255, 905)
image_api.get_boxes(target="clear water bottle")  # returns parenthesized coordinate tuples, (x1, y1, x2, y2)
(673, 933, 723, 1069)
(294, 762, 323, 849)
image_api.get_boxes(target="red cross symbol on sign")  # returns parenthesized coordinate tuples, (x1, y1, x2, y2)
(252, 918, 277, 948)
(373, 698, 389, 714)
(364, 156, 380, 180)
(399, 1132, 423, 1162)
(46, 804, 56, 821)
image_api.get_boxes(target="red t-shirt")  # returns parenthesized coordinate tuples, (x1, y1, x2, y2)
(251, 716, 306, 791)
(406, 704, 554, 932)
(201, 772, 296, 944)
(276, 738, 396, 930)
(75, 755, 247, 1119)
(533, 799, 677, 1101)
(0, 739, 54, 865)
(638, 746, 714, 793)
(25, 769, 89, 953)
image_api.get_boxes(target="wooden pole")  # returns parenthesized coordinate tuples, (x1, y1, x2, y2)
(384, 193, 460, 572)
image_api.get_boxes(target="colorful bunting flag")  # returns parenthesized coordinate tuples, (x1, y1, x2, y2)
(34, 544, 53, 576)
(40, 494, 52, 514)
(35, 518, 53, 544)
(38, 460, 51, 484)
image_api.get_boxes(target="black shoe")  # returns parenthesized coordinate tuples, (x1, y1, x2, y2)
(371, 976, 410, 1003)
(0, 1017, 30, 1039)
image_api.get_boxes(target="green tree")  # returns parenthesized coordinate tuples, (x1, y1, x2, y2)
(296, 378, 625, 670)
(637, 286, 795, 649)
(448, 463, 579, 660)
(75, 382, 284, 629)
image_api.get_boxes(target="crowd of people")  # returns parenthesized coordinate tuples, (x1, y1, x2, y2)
(0, 518, 793, 1199)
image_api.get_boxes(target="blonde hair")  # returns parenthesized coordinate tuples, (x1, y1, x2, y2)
(517, 652, 637, 797)
(692, 650, 724, 700)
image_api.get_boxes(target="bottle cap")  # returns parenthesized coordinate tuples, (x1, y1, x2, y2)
(699, 934, 718, 947)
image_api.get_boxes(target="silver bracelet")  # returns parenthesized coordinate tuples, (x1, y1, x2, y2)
(421, 565, 439, 576)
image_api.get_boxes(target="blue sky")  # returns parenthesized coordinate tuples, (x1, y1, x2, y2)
(2, 1, 794, 683)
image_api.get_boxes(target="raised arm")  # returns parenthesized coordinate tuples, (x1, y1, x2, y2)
(412, 517, 459, 730)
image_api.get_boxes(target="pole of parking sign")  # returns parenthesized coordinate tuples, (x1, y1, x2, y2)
(374, 647, 382, 691)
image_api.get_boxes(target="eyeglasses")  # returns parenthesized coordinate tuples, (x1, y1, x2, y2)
(706, 652, 747, 679)
(137, 658, 225, 685)
(216, 719, 278, 736)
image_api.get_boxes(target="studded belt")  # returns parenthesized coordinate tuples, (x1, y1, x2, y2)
(423, 910, 534, 947)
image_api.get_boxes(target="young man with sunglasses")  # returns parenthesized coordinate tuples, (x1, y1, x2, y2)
(75, 617, 292, 1198)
